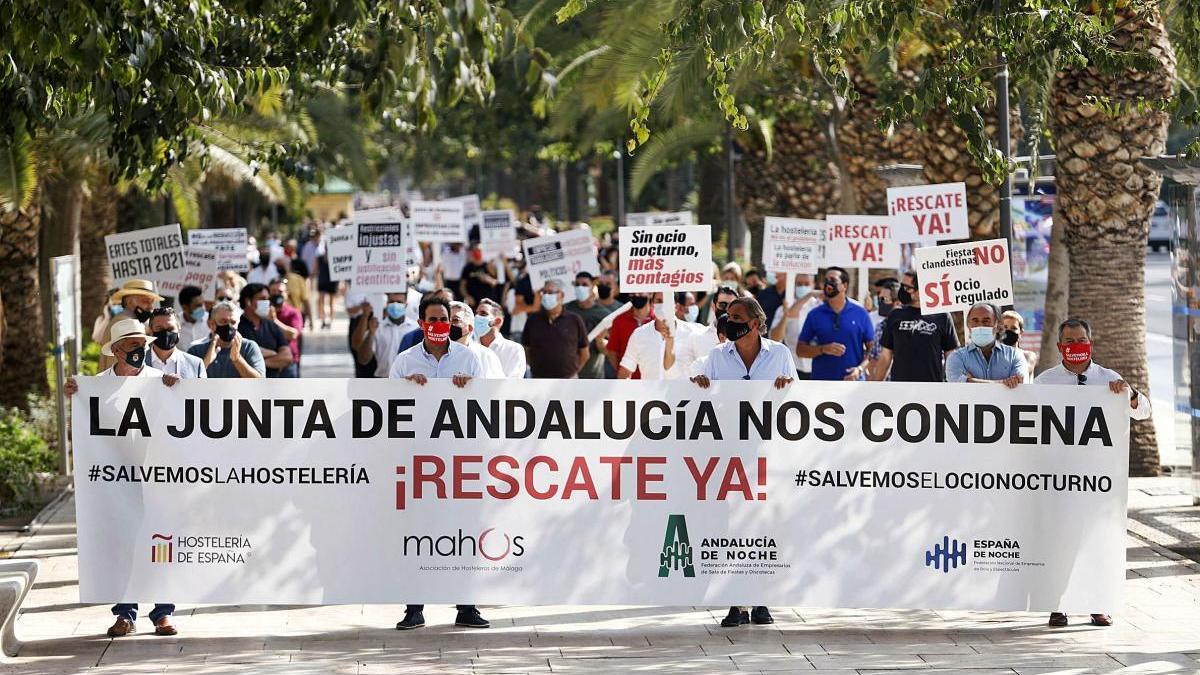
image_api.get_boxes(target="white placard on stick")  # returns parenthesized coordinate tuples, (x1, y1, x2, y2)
(626, 211, 694, 227)
(450, 194, 482, 231)
(822, 215, 901, 269)
(480, 209, 518, 258)
(618, 225, 712, 293)
(187, 228, 249, 272)
(159, 246, 219, 300)
(888, 182, 969, 243)
(522, 228, 599, 291)
(912, 238, 1013, 315)
(353, 217, 408, 294)
(411, 200, 466, 243)
(763, 217, 822, 274)
(105, 224, 186, 292)
(325, 224, 358, 283)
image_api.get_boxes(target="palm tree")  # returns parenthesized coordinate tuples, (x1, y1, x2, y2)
(1049, 7, 1177, 476)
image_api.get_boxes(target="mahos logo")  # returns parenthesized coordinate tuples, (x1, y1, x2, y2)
(403, 528, 525, 561)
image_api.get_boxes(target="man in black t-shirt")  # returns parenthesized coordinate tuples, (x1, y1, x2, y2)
(871, 271, 959, 382)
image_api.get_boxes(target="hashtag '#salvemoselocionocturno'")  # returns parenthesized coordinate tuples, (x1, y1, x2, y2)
(88, 465, 100, 481)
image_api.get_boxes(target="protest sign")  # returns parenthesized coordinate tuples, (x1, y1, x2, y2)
(627, 211, 694, 227)
(762, 217, 822, 274)
(450, 194, 482, 231)
(410, 200, 466, 242)
(105, 224, 186, 292)
(352, 217, 408, 294)
(74, 377, 1128, 611)
(888, 182, 969, 243)
(522, 228, 600, 291)
(480, 209, 518, 258)
(324, 224, 357, 282)
(913, 238, 1014, 315)
(187, 228, 248, 272)
(619, 225, 712, 293)
(822, 215, 901, 268)
(158, 247, 219, 300)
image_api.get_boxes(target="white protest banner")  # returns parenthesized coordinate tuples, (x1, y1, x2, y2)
(763, 217, 822, 274)
(353, 216, 408, 294)
(450, 194, 482, 231)
(105, 224, 186, 292)
(888, 182, 968, 243)
(159, 247, 219, 300)
(913, 238, 1014, 315)
(404, 219, 420, 269)
(411, 200, 466, 242)
(822, 215, 901, 268)
(480, 209, 518, 258)
(324, 224, 357, 282)
(619, 225, 712, 293)
(187, 228, 248, 272)
(627, 211, 694, 227)
(74, 378, 1128, 611)
(522, 228, 599, 291)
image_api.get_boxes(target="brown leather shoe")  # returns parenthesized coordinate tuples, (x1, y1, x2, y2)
(107, 618, 135, 637)
(154, 617, 178, 636)
(1089, 613, 1113, 627)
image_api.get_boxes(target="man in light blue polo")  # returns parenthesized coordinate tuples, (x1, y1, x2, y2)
(691, 296, 794, 629)
(945, 302, 1025, 387)
(388, 295, 488, 631)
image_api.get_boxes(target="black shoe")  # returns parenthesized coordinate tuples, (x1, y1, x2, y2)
(751, 606, 774, 625)
(1048, 612, 1068, 627)
(455, 609, 490, 628)
(396, 611, 425, 630)
(720, 607, 750, 627)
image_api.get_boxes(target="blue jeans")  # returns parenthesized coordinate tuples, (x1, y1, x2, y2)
(112, 603, 174, 622)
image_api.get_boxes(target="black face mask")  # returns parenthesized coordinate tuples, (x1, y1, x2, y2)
(897, 287, 914, 306)
(133, 307, 152, 322)
(629, 296, 649, 309)
(270, 294, 285, 307)
(716, 313, 729, 337)
(259, 254, 271, 268)
(878, 302, 894, 317)
(1000, 329, 1021, 347)
(823, 282, 839, 298)
(215, 324, 236, 343)
(747, 286, 761, 297)
(723, 319, 753, 342)
(597, 285, 613, 300)
(123, 347, 145, 369)
(153, 330, 180, 351)
(449, 325, 465, 341)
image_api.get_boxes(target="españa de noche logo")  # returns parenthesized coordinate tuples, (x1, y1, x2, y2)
(150, 533, 253, 564)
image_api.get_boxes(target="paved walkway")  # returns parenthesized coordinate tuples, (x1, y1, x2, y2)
(3, 310, 1198, 673)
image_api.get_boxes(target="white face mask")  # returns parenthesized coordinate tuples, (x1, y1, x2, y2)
(795, 285, 813, 299)
(684, 305, 700, 322)
(654, 302, 669, 317)
(255, 299, 271, 319)
(574, 286, 591, 303)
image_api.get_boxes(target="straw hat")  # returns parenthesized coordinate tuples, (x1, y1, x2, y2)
(111, 279, 164, 303)
(101, 319, 154, 357)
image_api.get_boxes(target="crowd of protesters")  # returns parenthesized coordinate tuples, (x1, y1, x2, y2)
(69, 207, 1150, 637)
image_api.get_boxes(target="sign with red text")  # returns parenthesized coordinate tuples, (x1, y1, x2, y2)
(159, 247, 219, 300)
(74, 377, 1128, 611)
(763, 217, 822, 274)
(822, 215, 900, 268)
(522, 227, 600, 291)
(411, 200, 466, 242)
(619, 225, 712, 293)
(888, 182, 968, 243)
(913, 238, 1013, 315)
(105, 224, 187, 291)
(187, 228, 248, 272)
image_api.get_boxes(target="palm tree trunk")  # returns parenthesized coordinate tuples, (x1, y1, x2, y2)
(38, 175, 83, 345)
(1049, 8, 1175, 476)
(81, 171, 119, 332)
(0, 200, 48, 410)
(1036, 208, 1070, 374)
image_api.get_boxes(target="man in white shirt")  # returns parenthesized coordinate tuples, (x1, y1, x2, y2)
(176, 286, 211, 348)
(1035, 317, 1149, 630)
(449, 301, 505, 378)
(145, 308, 207, 378)
(388, 297, 488, 631)
(354, 292, 419, 377)
(64, 318, 180, 638)
(690, 296, 794, 630)
(246, 246, 280, 285)
(768, 273, 821, 379)
(476, 298, 527, 378)
(618, 292, 715, 380)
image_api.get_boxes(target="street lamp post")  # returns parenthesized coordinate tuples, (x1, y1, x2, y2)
(1140, 155, 1200, 503)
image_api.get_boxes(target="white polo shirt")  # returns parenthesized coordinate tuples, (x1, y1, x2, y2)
(1034, 361, 1151, 420)
(466, 341, 506, 379)
(484, 333, 527, 379)
(620, 319, 696, 380)
(388, 339, 484, 380)
(373, 318, 419, 378)
(702, 337, 796, 381)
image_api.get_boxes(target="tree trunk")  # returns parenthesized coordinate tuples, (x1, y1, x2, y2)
(0, 201, 48, 410)
(1036, 207, 1070, 374)
(81, 170, 119, 333)
(38, 176, 83, 345)
(1049, 8, 1175, 476)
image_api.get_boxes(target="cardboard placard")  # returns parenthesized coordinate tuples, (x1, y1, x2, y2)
(159, 246, 219, 300)
(105, 224, 187, 292)
(480, 209, 518, 258)
(325, 224, 358, 282)
(888, 182, 969, 243)
(626, 211, 694, 227)
(822, 215, 900, 268)
(763, 217, 822, 274)
(187, 228, 249, 272)
(618, 225, 713, 293)
(912, 238, 1013, 315)
(411, 200, 466, 243)
(521, 228, 600, 292)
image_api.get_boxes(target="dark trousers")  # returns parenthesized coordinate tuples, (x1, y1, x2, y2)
(112, 603, 174, 622)
(406, 604, 475, 613)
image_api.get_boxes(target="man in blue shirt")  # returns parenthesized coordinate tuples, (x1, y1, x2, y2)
(945, 302, 1025, 387)
(796, 267, 874, 381)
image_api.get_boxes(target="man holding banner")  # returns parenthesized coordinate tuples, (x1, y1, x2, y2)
(946, 303, 1025, 387)
(690, 295, 794, 628)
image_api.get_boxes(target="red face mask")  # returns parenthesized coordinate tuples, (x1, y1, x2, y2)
(423, 320, 450, 344)
(471, 250, 483, 263)
(1059, 342, 1091, 365)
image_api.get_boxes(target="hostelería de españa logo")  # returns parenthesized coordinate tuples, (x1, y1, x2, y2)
(151, 534, 173, 563)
